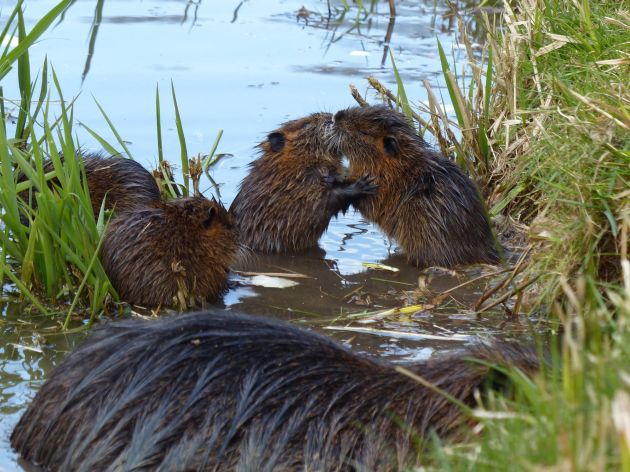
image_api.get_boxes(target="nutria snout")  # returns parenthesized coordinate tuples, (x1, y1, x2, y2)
(11, 310, 538, 471)
(101, 196, 238, 308)
(230, 112, 377, 253)
(18, 153, 161, 218)
(331, 105, 500, 268)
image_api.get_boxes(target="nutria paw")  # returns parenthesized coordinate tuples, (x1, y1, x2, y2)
(352, 174, 378, 196)
(230, 112, 355, 253)
(323, 174, 378, 215)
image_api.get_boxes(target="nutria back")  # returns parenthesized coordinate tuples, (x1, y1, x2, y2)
(11, 310, 538, 471)
(331, 106, 499, 268)
(101, 197, 237, 308)
(230, 112, 376, 253)
(81, 154, 161, 214)
(18, 153, 161, 218)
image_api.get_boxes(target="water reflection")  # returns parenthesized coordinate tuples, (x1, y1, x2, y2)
(81, 0, 105, 81)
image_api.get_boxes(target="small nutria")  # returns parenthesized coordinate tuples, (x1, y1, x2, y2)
(18, 152, 161, 217)
(331, 106, 500, 268)
(230, 112, 377, 253)
(101, 197, 237, 308)
(11, 311, 538, 471)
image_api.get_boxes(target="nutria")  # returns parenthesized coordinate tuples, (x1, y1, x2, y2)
(18, 152, 162, 219)
(230, 112, 377, 253)
(330, 106, 500, 268)
(101, 197, 238, 308)
(11, 310, 538, 471)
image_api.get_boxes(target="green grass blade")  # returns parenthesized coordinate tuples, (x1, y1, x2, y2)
(437, 39, 466, 130)
(92, 96, 134, 159)
(171, 80, 189, 196)
(14, 4, 32, 141)
(389, 51, 413, 123)
(156, 84, 164, 165)
(202, 129, 224, 169)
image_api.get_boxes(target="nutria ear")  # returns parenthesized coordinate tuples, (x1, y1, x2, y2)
(268, 132, 286, 153)
(203, 207, 216, 228)
(383, 136, 400, 156)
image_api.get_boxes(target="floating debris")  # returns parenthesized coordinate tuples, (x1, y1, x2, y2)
(8, 343, 43, 354)
(362, 262, 400, 273)
(248, 275, 300, 289)
(323, 326, 471, 342)
(234, 270, 309, 279)
(347, 304, 434, 322)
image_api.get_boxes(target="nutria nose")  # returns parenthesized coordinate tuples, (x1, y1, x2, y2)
(333, 109, 346, 123)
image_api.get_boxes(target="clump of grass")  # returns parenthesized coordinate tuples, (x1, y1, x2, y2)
(1, 1, 116, 324)
(153, 83, 225, 200)
(0, 1, 226, 323)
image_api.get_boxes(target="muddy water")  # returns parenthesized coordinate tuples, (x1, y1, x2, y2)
(0, 0, 532, 469)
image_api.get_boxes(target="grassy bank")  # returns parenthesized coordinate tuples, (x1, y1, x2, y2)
(0, 0, 115, 325)
(396, 0, 629, 469)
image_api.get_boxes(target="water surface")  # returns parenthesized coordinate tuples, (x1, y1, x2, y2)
(0, 1, 530, 469)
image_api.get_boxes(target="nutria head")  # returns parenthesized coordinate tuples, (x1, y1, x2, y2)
(231, 112, 370, 253)
(102, 196, 238, 309)
(258, 111, 337, 166)
(330, 106, 429, 176)
(330, 105, 500, 268)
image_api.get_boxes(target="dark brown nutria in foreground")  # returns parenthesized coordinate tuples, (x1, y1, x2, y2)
(331, 106, 500, 268)
(230, 112, 376, 253)
(18, 153, 161, 218)
(101, 197, 237, 308)
(12, 311, 538, 471)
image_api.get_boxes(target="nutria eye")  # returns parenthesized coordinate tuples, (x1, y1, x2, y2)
(268, 132, 286, 152)
(383, 136, 400, 156)
(203, 207, 216, 228)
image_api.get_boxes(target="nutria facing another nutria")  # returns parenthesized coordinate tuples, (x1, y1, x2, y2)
(11, 311, 538, 471)
(18, 153, 161, 218)
(330, 106, 500, 268)
(101, 197, 237, 308)
(230, 112, 377, 253)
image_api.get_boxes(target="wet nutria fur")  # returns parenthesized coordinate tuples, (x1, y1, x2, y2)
(12, 311, 539, 471)
(230, 112, 376, 252)
(330, 106, 500, 268)
(101, 197, 237, 308)
(19, 152, 161, 217)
